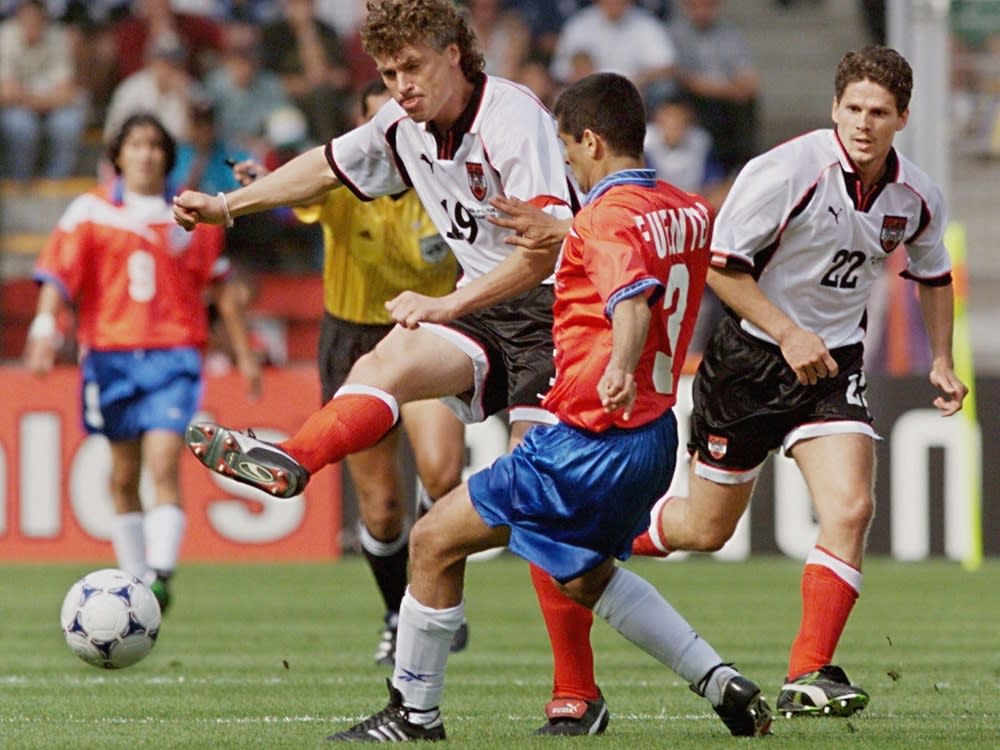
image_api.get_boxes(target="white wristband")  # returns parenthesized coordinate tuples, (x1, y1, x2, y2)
(28, 312, 56, 340)
(217, 191, 235, 228)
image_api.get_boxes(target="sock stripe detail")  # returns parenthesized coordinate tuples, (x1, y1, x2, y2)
(806, 546, 862, 593)
(358, 523, 408, 556)
(334, 384, 400, 424)
(647, 495, 673, 553)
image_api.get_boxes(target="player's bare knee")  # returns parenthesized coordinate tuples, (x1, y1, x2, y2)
(408, 516, 447, 568)
(838, 493, 875, 537)
(419, 470, 463, 502)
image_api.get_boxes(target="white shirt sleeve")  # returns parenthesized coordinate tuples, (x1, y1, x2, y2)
(328, 100, 409, 199)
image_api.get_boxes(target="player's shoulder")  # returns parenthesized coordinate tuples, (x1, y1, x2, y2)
(480, 75, 553, 122)
(56, 188, 114, 231)
(369, 96, 409, 132)
(893, 150, 944, 205)
(736, 129, 837, 192)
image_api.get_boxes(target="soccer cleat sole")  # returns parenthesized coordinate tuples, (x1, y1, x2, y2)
(742, 691, 774, 736)
(714, 676, 773, 737)
(780, 692, 870, 719)
(185, 423, 299, 498)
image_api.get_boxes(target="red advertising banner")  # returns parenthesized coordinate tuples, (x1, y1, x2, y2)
(0, 365, 341, 562)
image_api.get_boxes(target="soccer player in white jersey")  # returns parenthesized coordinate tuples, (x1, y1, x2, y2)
(630, 45, 969, 717)
(173, 0, 609, 736)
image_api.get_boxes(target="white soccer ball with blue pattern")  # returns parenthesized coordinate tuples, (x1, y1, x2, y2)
(60, 568, 161, 669)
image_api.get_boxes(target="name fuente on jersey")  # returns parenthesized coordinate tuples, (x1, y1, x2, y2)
(326, 74, 575, 285)
(710, 129, 952, 350)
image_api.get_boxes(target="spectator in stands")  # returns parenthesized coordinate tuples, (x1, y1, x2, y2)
(467, 0, 531, 80)
(669, 0, 760, 173)
(338, 0, 380, 93)
(204, 31, 293, 154)
(24, 112, 260, 615)
(0, 0, 87, 181)
(550, 0, 677, 107)
(504, 0, 582, 64)
(644, 92, 728, 209)
(170, 97, 250, 194)
(111, 0, 224, 83)
(260, 0, 353, 142)
(215, 0, 281, 24)
(103, 35, 200, 144)
(515, 53, 560, 109)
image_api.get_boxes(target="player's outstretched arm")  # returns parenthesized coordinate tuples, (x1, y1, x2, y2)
(173, 146, 340, 230)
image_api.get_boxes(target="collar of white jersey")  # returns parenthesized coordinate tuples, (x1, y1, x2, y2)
(584, 168, 656, 205)
(830, 128, 903, 183)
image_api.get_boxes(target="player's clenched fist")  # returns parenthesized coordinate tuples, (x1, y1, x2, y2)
(173, 190, 225, 230)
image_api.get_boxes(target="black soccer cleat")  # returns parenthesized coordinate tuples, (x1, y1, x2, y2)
(777, 664, 870, 718)
(449, 620, 469, 654)
(185, 422, 309, 498)
(373, 612, 398, 667)
(534, 690, 610, 736)
(713, 675, 774, 737)
(326, 679, 445, 742)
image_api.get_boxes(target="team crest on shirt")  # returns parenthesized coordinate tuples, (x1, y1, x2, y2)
(466, 163, 488, 201)
(879, 215, 908, 252)
(707, 434, 728, 460)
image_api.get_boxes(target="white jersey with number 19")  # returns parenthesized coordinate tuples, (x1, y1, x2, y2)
(326, 73, 575, 286)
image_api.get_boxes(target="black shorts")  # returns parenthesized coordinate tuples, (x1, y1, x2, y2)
(317, 312, 394, 403)
(689, 315, 875, 476)
(433, 284, 555, 424)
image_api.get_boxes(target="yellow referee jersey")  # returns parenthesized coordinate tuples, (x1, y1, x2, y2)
(294, 190, 458, 325)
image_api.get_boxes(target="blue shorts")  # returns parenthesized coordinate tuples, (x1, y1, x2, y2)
(468, 410, 678, 583)
(80, 348, 203, 441)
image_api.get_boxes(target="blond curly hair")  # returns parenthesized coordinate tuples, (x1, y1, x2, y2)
(361, 0, 485, 81)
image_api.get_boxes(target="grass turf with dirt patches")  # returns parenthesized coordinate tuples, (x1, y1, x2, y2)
(1, 556, 997, 749)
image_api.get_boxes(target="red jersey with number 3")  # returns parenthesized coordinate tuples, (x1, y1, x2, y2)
(544, 170, 712, 431)
(34, 182, 228, 351)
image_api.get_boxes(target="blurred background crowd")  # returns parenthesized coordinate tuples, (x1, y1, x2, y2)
(1, 0, 997, 368)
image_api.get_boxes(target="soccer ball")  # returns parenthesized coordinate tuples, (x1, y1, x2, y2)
(60, 568, 161, 669)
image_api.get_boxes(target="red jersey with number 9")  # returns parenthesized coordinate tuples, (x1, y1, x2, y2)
(33, 182, 228, 351)
(544, 172, 712, 431)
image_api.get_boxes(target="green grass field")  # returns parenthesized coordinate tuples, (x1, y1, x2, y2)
(1, 556, 997, 749)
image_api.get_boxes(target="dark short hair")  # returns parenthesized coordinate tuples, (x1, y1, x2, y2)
(835, 45, 913, 114)
(359, 78, 389, 119)
(106, 113, 177, 176)
(554, 73, 646, 159)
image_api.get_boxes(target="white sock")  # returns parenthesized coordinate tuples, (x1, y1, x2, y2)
(593, 568, 727, 688)
(144, 504, 186, 575)
(110, 512, 150, 581)
(357, 521, 408, 556)
(391, 587, 464, 716)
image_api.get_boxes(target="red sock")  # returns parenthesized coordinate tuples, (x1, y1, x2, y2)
(787, 555, 860, 678)
(631, 530, 671, 557)
(529, 563, 598, 702)
(279, 393, 396, 475)
(631, 495, 672, 558)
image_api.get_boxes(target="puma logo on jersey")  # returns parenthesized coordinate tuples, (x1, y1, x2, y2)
(828, 205, 843, 223)
(419, 154, 435, 171)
